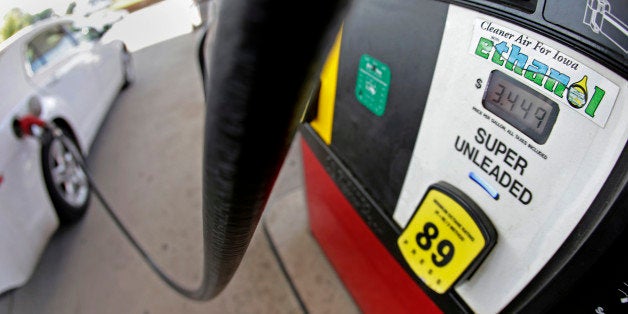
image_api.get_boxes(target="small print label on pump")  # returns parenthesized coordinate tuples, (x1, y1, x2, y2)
(398, 183, 496, 294)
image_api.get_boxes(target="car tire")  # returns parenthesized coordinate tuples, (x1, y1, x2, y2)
(122, 46, 134, 89)
(41, 127, 90, 224)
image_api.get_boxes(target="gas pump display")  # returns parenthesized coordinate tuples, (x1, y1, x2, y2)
(301, 0, 627, 312)
(482, 70, 559, 144)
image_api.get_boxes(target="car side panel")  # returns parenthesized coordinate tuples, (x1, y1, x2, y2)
(29, 42, 124, 154)
(0, 33, 61, 294)
(0, 116, 59, 294)
(33, 50, 101, 142)
(78, 41, 125, 148)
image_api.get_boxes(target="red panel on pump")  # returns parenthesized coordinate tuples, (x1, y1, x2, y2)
(302, 139, 441, 314)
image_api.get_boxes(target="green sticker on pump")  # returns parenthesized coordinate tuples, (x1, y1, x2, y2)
(355, 54, 391, 116)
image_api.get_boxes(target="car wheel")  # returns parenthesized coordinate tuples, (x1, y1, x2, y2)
(41, 127, 90, 224)
(122, 47, 134, 89)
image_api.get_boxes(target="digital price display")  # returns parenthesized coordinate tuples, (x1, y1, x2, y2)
(482, 71, 559, 144)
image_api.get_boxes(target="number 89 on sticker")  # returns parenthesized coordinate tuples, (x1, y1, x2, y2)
(417, 222, 454, 267)
(398, 185, 496, 294)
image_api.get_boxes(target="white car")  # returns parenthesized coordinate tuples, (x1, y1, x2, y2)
(0, 18, 132, 293)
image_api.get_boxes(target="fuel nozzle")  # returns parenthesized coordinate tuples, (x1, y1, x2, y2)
(18, 115, 46, 136)
(13, 115, 51, 142)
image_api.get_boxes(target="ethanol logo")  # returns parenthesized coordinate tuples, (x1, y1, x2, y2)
(469, 19, 620, 128)
(473, 32, 606, 119)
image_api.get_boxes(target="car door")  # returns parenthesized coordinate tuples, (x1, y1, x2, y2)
(89, 40, 122, 98)
(0, 47, 59, 292)
(25, 23, 100, 141)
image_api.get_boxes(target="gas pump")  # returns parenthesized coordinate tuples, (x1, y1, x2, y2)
(301, 0, 627, 313)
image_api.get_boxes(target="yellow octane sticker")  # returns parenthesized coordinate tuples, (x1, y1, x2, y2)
(398, 189, 486, 294)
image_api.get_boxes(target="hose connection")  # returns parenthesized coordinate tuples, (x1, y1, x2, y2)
(14, 115, 63, 145)
(17, 115, 47, 137)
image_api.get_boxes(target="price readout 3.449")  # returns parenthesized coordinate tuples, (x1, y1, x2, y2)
(398, 185, 496, 294)
(482, 70, 559, 145)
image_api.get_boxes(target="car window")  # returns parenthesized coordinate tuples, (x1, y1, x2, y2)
(26, 25, 78, 74)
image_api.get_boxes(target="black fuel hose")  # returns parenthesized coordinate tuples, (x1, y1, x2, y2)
(195, 0, 348, 299)
(48, 0, 349, 301)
